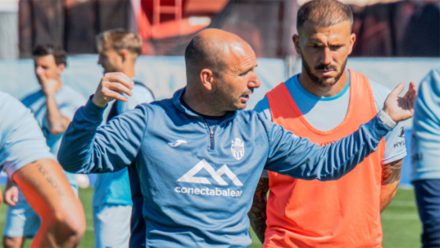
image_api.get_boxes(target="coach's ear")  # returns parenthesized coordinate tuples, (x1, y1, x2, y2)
(200, 68, 215, 92)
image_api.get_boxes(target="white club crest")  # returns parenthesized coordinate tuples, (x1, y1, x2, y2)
(231, 138, 245, 160)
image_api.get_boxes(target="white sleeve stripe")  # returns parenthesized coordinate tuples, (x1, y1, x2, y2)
(382, 150, 407, 165)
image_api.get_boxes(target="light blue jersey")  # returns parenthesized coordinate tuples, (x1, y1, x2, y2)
(412, 68, 440, 181)
(255, 71, 407, 164)
(59, 88, 392, 247)
(0, 92, 53, 176)
(21, 85, 85, 186)
(93, 82, 155, 207)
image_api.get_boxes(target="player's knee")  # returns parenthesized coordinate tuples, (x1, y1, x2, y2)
(48, 208, 86, 245)
(3, 236, 24, 248)
(49, 219, 85, 245)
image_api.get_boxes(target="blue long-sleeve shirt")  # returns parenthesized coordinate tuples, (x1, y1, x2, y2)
(59, 88, 391, 247)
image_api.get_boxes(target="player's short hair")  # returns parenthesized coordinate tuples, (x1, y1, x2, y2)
(32, 44, 67, 66)
(97, 29, 142, 55)
(297, 0, 353, 32)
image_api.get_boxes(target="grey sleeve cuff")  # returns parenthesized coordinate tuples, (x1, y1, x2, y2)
(377, 110, 397, 129)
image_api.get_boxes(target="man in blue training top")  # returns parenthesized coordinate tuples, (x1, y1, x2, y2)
(93, 29, 154, 248)
(3, 44, 85, 248)
(59, 28, 416, 247)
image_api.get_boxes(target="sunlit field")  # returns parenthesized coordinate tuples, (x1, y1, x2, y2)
(0, 188, 421, 248)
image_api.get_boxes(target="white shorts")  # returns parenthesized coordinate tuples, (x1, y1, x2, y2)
(93, 204, 132, 248)
(3, 193, 39, 238)
(3, 186, 78, 238)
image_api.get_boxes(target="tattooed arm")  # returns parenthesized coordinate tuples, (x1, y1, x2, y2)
(12, 159, 85, 247)
(249, 177, 269, 243)
(380, 159, 403, 212)
(0, 93, 85, 247)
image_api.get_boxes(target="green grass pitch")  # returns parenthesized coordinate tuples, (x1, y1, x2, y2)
(0, 188, 421, 247)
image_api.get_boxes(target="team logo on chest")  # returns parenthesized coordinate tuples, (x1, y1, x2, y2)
(231, 138, 245, 160)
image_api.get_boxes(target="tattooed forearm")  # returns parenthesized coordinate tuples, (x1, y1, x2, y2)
(382, 160, 403, 185)
(380, 159, 403, 211)
(249, 177, 269, 243)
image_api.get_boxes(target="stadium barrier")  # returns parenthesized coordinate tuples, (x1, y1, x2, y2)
(0, 56, 439, 187)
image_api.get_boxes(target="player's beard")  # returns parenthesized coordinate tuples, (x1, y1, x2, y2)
(302, 58, 347, 88)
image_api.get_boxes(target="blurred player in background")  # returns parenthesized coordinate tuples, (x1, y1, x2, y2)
(93, 29, 154, 248)
(412, 68, 440, 248)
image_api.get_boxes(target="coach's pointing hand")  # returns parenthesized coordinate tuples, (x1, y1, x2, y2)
(92, 72, 134, 108)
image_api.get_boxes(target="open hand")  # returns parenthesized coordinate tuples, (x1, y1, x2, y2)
(382, 82, 417, 122)
(92, 72, 134, 108)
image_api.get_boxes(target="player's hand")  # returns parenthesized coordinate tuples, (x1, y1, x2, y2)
(382, 82, 417, 122)
(4, 184, 19, 207)
(41, 78, 58, 97)
(92, 72, 134, 108)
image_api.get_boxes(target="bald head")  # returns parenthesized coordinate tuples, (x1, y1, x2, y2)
(182, 29, 259, 116)
(185, 29, 254, 85)
(297, 0, 353, 33)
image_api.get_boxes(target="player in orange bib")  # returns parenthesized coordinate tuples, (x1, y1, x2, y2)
(250, 0, 407, 247)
